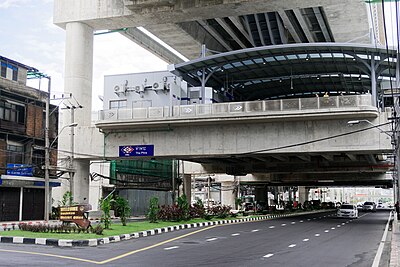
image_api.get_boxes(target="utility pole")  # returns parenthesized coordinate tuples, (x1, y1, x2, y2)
(56, 94, 81, 201)
(70, 106, 75, 199)
(44, 77, 51, 221)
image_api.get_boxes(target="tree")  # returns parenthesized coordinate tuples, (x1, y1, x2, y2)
(114, 195, 131, 226)
(59, 191, 76, 206)
(100, 197, 113, 229)
(177, 194, 190, 220)
(148, 197, 159, 223)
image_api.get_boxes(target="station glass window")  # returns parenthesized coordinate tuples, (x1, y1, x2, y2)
(109, 100, 127, 109)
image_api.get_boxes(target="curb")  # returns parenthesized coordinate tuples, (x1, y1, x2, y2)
(0, 210, 332, 247)
(390, 215, 399, 267)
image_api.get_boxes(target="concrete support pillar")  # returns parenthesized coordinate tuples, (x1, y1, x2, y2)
(255, 186, 267, 202)
(371, 57, 377, 107)
(221, 181, 236, 208)
(298, 186, 308, 205)
(73, 159, 90, 204)
(183, 174, 192, 202)
(59, 22, 93, 204)
(64, 22, 93, 126)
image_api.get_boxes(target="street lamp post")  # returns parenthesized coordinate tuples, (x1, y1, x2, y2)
(44, 122, 78, 221)
(44, 78, 51, 221)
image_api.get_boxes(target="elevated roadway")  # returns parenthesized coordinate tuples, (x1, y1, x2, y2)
(92, 94, 393, 186)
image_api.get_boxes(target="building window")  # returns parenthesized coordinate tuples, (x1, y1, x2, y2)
(0, 61, 18, 81)
(7, 143, 24, 164)
(0, 100, 24, 123)
(109, 100, 127, 109)
(0, 63, 6, 78)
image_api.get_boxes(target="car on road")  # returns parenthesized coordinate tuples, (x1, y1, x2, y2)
(337, 204, 358, 218)
(362, 201, 376, 212)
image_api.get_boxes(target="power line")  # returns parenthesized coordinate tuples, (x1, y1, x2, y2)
(240, 122, 393, 155)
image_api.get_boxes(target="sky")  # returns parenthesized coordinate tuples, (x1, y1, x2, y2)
(0, 0, 398, 111)
(0, 0, 168, 111)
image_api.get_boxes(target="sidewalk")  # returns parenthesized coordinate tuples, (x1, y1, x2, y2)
(390, 215, 400, 267)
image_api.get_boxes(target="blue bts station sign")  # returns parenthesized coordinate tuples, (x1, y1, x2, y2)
(119, 145, 154, 157)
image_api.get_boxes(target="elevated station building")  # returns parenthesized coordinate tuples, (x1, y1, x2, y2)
(53, 0, 398, 210)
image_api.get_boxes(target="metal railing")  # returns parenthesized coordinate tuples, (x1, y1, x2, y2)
(98, 94, 373, 121)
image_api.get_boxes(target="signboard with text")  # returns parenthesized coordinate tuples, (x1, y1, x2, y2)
(6, 163, 33, 177)
(59, 204, 92, 229)
(119, 145, 154, 157)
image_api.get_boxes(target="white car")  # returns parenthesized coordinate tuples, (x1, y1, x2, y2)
(337, 204, 358, 218)
(362, 201, 376, 212)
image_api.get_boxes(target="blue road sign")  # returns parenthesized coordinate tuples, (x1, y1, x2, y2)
(119, 145, 154, 157)
(6, 163, 33, 177)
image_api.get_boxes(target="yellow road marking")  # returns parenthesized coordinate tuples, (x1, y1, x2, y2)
(98, 225, 218, 265)
(0, 248, 99, 264)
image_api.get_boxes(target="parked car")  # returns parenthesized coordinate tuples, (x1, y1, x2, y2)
(337, 204, 358, 218)
(362, 201, 376, 212)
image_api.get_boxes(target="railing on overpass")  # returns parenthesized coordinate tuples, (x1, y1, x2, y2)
(98, 94, 373, 121)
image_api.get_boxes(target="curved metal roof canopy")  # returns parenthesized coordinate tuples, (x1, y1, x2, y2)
(171, 43, 397, 102)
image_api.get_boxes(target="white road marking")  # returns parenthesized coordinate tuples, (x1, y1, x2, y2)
(303, 239, 309, 242)
(263, 254, 274, 258)
(372, 212, 392, 267)
(281, 224, 286, 226)
(324, 230, 329, 233)
(251, 229, 260, 232)
(231, 233, 240, 236)
(288, 244, 297, 248)
(269, 226, 275, 229)
(206, 238, 218, 242)
(315, 234, 320, 237)
(164, 246, 179, 250)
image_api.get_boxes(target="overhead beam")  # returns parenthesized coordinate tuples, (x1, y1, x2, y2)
(197, 20, 233, 51)
(243, 15, 256, 46)
(264, 13, 276, 45)
(292, 9, 315, 42)
(120, 27, 184, 64)
(253, 156, 269, 162)
(312, 7, 332, 42)
(214, 18, 247, 49)
(277, 10, 302, 43)
(365, 154, 377, 165)
(254, 14, 266, 46)
(228, 16, 255, 46)
(346, 153, 358, 161)
(321, 154, 334, 161)
(276, 13, 288, 44)
(296, 155, 311, 162)
(271, 155, 288, 161)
